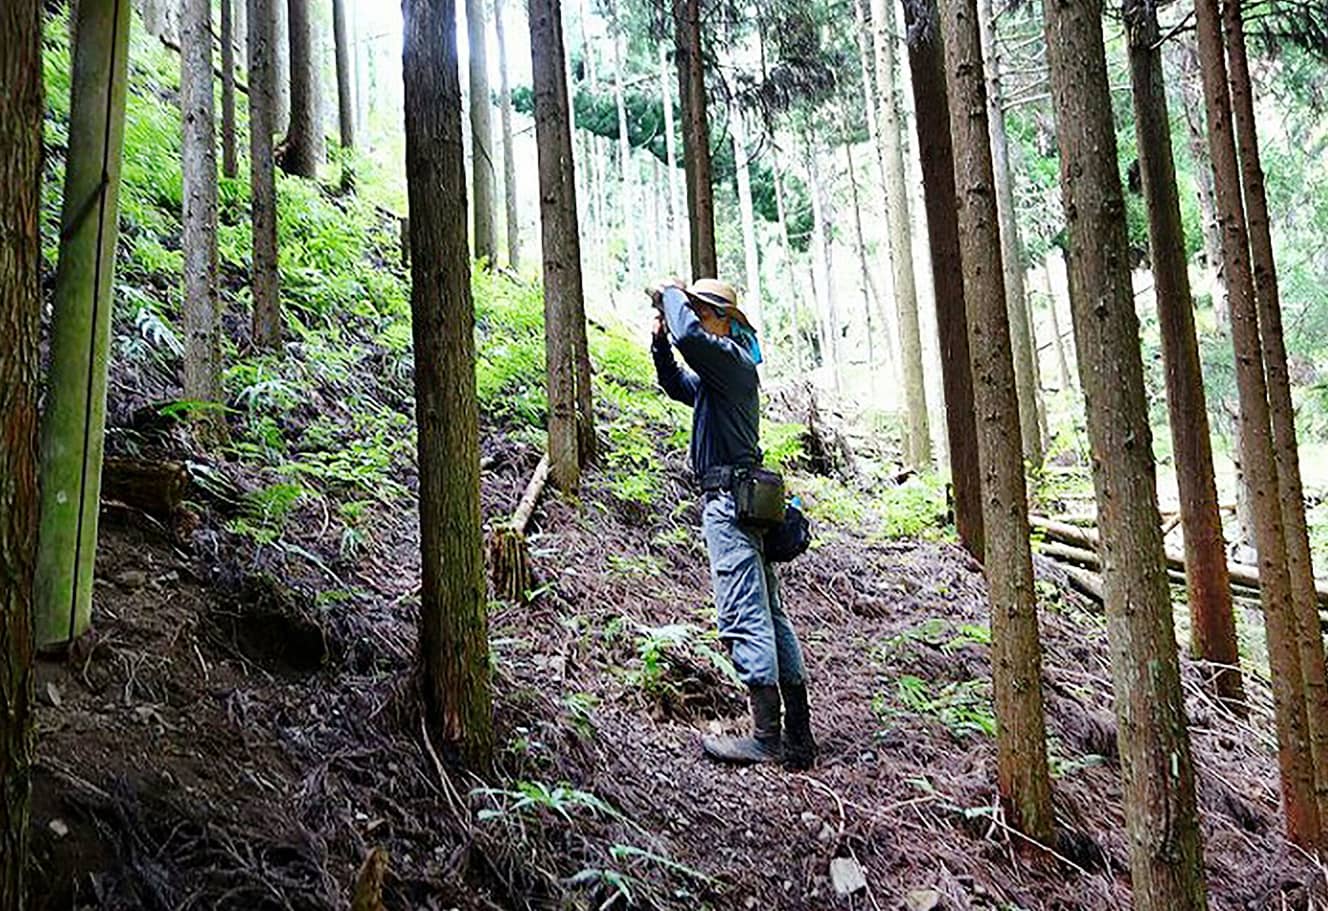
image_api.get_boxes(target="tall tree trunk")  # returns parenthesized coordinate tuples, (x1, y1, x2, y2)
(282, 0, 321, 176)
(249, 0, 281, 347)
(494, 0, 520, 267)
(403, 0, 494, 768)
(660, 43, 685, 276)
(273, 0, 290, 133)
(939, 0, 1053, 842)
(806, 144, 841, 390)
(610, 0, 637, 282)
(1174, 40, 1226, 310)
(182, 0, 227, 448)
(1195, 0, 1319, 848)
(34, 0, 131, 649)
(1042, 254, 1074, 393)
(772, 147, 806, 373)
(872, 0, 930, 469)
(220, 0, 238, 178)
(1225, 0, 1328, 831)
(977, 0, 1042, 468)
(843, 132, 886, 376)
(853, 0, 881, 169)
(530, 0, 591, 489)
(1124, 0, 1242, 708)
(732, 107, 763, 333)
(1043, 0, 1209, 902)
(332, 0, 354, 189)
(902, 0, 984, 563)
(673, 0, 716, 278)
(467, 0, 497, 263)
(0, 1, 41, 902)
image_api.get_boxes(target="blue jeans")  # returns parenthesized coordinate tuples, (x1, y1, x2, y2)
(701, 492, 807, 687)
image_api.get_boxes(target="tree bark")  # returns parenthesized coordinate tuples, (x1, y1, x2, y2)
(939, 0, 1053, 842)
(530, 0, 591, 489)
(772, 146, 806, 373)
(273, 0, 290, 133)
(732, 106, 763, 333)
(1174, 40, 1226, 309)
(902, 0, 985, 563)
(221, 0, 238, 178)
(1042, 0, 1209, 902)
(843, 132, 886, 376)
(1041, 253, 1074, 393)
(494, 0, 520, 268)
(610, 0, 637, 281)
(467, 0, 498, 263)
(1124, 0, 1241, 709)
(182, 0, 227, 448)
(977, 0, 1042, 468)
(1195, 0, 1319, 849)
(248, 0, 282, 347)
(332, 0, 354, 190)
(0, 1, 41, 902)
(403, 0, 495, 768)
(282, 0, 321, 177)
(1224, 0, 1328, 832)
(806, 143, 841, 390)
(660, 43, 685, 276)
(673, 0, 716, 278)
(35, 0, 131, 650)
(872, 0, 930, 469)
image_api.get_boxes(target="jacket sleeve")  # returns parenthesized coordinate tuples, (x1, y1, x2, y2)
(653, 334, 699, 406)
(660, 287, 757, 393)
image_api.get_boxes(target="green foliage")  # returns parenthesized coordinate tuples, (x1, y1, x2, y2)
(870, 474, 949, 540)
(878, 674, 996, 739)
(760, 421, 807, 475)
(475, 781, 624, 824)
(228, 482, 307, 544)
(628, 623, 741, 702)
(883, 618, 992, 655)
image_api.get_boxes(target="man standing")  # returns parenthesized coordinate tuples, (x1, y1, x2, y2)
(651, 278, 816, 769)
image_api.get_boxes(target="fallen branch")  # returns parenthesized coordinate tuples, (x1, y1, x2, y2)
(350, 847, 389, 911)
(487, 455, 551, 603)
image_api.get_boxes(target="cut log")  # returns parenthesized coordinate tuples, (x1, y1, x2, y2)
(488, 454, 551, 603)
(101, 457, 189, 518)
(1032, 514, 1328, 608)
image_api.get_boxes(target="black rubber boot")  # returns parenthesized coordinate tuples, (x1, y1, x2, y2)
(702, 685, 783, 764)
(781, 682, 817, 770)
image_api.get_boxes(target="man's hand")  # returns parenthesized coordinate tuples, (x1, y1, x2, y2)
(652, 311, 668, 343)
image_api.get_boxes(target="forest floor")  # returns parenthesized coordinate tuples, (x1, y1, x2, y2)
(25, 411, 1328, 911)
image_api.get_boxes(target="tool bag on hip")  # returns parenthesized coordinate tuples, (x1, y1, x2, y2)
(764, 501, 811, 563)
(732, 467, 787, 529)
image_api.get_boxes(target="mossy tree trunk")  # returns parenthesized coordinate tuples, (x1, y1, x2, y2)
(939, 0, 1053, 843)
(872, 0, 930, 469)
(1224, 0, 1328, 834)
(1194, 0, 1319, 848)
(1123, 0, 1241, 709)
(467, 0, 498, 263)
(0, 1, 42, 903)
(249, 0, 282, 347)
(901, 0, 985, 564)
(182, 0, 228, 448)
(1043, 0, 1209, 903)
(402, 0, 495, 768)
(673, 0, 716, 278)
(494, 0, 521, 268)
(220, 0, 238, 178)
(35, 0, 131, 649)
(282, 0, 322, 177)
(529, 0, 590, 490)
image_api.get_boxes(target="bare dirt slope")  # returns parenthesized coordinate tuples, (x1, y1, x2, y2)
(26, 437, 1325, 911)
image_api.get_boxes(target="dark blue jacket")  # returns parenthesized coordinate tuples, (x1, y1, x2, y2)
(651, 287, 761, 478)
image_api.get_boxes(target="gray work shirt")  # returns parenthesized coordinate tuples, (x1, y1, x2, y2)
(651, 287, 761, 478)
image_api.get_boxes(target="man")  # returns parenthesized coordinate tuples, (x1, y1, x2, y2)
(650, 277, 816, 770)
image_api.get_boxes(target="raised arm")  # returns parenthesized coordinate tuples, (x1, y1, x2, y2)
(659, 287, 756, 392)
(653, 325, 699, 405)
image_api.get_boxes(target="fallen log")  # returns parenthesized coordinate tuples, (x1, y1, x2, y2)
(101, 456, 189, 518)
(487, 454, 551, 603)
(1031, 514, 1328, 608)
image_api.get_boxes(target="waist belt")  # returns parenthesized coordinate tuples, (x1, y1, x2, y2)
(699, 464, 757, 492)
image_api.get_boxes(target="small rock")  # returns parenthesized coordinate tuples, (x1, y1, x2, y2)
(45, 681, 63, 708)
(817, 824, 835, 844)
(829, 857, 867, 896)
(49, 819, 69, 839)
(113, 570, 147, 590)
(906, 888, 942, 911)
(799, 810, 821, 831)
